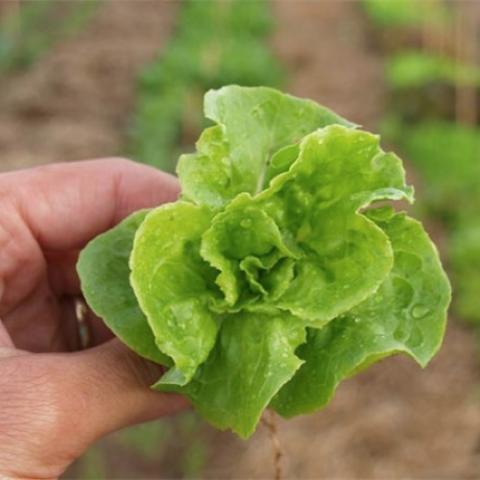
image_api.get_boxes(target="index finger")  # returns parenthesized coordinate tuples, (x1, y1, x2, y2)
(4, 158, 180, 251)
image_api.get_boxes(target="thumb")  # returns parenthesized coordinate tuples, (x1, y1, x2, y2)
(63, 340, 189, 444)
(0, 340, 188, 478)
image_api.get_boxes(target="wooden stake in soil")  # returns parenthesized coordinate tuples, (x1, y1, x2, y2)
(262, 409, 284, 480)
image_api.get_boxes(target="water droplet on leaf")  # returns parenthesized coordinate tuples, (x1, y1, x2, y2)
(411, 304, 430, 319)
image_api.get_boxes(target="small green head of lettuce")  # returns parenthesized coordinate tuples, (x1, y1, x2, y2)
(78, 86, 450, 438)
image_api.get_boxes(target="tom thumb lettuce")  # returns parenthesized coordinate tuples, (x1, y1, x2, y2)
(78, 86, 450, 438)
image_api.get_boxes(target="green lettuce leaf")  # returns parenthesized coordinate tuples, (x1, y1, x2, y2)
(257, 126, 414, 323)
(177, 85, 355, 209)
(130, 202, 220, 385)
(77, 86, 450, 439)
(77, 211, 170, 365)
(198, 126, 414, 325)
(271, 209, 451, 417)
(168, 312, 306, 438)
(200, 192, 300, 308)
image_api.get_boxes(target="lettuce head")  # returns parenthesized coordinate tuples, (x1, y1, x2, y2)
(78, 86, 450, 438)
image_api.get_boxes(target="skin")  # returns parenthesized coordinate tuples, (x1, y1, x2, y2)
(0, 159, 189, 479)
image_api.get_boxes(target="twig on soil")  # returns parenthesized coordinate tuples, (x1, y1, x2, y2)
(261, 409, 284, 480)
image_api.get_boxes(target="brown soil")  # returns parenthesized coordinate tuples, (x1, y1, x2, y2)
(271, 1, 385, 131)
(0, 1, 16, 18)
(0, 0, 177, 172)
(200, 2, 480, 479)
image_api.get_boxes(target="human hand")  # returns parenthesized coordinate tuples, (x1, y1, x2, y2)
(0, 159, 188, 479)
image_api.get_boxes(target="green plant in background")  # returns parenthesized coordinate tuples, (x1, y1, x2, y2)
(386, 52, 480, 89)
(117, 422, 172, 461)
(0, 0, 52, 71)
(116, 413, 207, 477)
(128, 0, 284, 172)
(450, 222, 480, 325)
(177, 413, 208, 478)
(79, 86, 450, 438)
(75, 412, 208, 478)
(0, 0, 100, 74)
(390, 121, 480, 222)
(362, 0, 449, 28)
(78, 447, 107, 480)
(384, 52, 480, 123)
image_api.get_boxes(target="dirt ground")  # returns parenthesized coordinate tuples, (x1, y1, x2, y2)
(1, 1, 479, 479)
(0, 0, 177, 172)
